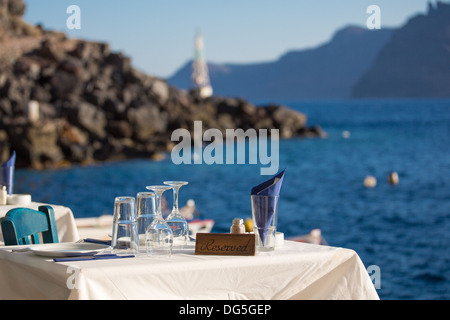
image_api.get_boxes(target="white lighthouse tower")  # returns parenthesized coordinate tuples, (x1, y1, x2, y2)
(192, 33, 213, 98)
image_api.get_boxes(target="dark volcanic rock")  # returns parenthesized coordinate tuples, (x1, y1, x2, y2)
(0, 0, 324, 169)
(0, 0, 40, 38)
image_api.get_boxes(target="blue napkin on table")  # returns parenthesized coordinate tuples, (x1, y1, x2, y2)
(83, 238, 111, 246)
(251, 169, 285, 196)
(1, 151, 15, 194)
(251, 169, 285, 245)
(53, 254, 134, 262)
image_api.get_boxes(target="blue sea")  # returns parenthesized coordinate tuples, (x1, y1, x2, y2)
(15, 99, 450, 300)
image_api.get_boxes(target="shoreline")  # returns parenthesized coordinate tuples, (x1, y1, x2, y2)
(11, 125, 326, 171)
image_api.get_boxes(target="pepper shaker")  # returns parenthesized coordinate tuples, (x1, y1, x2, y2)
(230, 218, 245, 234)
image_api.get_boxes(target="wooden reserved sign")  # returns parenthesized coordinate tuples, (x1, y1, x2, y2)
(195, 233, 256, 256)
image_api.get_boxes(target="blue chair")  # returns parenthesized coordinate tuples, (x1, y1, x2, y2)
(1, 205, 59, 246)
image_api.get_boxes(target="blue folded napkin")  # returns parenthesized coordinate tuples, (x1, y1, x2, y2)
(1, 150, 15, 167)
(1, 151, 15, 194)
(53, 254, 134, 262)
(251, 169, 285, 196)
(251, 169, 285, 245)
(83, 238, 111, 246)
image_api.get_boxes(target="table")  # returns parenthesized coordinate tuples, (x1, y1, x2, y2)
(0, 241, 379, 300)
(0, 202, 80, 245)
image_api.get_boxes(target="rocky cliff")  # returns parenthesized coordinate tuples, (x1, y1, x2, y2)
(352, 2, 450, 98)
(0, 0, 323, 169)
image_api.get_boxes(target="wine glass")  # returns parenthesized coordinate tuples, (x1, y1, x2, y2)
(163, 181, 189, 247)
(145, 185, 173, 256)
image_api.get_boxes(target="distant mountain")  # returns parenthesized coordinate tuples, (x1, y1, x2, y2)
(353, 1, 450, 98)
(167, 26, 394, 100)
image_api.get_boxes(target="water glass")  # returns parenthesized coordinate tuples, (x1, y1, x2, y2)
(251, 195, 279, 252)
(137, 192, 156, 246)
(110, 196, 139, 255)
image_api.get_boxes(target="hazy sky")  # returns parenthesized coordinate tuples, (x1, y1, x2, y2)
(23, 0, 443, 78)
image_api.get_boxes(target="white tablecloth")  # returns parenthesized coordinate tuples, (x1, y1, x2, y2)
(0, 241, 379, 300)
(0, 202, 80, 245)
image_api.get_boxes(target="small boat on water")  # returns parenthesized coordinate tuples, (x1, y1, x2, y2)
(179, 199, 215, 237)
(243, 219, 328, 246)
(289, 229, 328, 246)
(187, 218, 215, 237)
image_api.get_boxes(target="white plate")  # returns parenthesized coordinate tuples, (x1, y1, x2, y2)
(29, 243, 109, 258)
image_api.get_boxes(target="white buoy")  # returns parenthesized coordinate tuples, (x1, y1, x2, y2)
(388, 172, 399, 185)
(364, 175, 377, 188)
(342, 130, 351, 138)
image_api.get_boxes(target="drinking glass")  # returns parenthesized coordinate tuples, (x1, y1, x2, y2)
(110, 196, 139, 255)
(145, 185, 173, 256)
(251, 195, 279, 252)
(136, 192, 156, 246)
(163, 181, 189, 247)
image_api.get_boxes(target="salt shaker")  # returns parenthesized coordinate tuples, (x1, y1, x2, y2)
(0, 186, 7, 205)
(230, 218, 245, 234)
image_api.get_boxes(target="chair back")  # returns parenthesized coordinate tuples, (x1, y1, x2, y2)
(1, 205, 58, 245)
